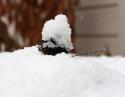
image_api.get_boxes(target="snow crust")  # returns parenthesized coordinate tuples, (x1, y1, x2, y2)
(0, 46, 125, 97)
(42, 14, 73, 51)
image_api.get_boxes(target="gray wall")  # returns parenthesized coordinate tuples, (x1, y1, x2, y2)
(75, 0, 125, 55)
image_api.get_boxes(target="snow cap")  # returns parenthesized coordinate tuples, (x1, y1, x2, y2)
(42, 14, 73, 51)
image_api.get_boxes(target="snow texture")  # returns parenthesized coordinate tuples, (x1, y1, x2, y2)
(42, 14, 73, 51)
(0, 46, 125, 97)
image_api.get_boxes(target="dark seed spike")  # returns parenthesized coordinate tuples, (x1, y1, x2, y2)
(50, 38, 57, 45)
(38, 40, 68, 55)
(42, 40, 48, 43)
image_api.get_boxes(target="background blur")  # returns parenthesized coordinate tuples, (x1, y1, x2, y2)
(0, 0, 125, 55)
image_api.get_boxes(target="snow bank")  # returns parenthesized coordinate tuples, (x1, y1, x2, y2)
(0, 46, 125, 97)
(42, 14, 73, 51)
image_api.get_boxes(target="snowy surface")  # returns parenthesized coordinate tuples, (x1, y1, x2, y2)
(42, 14, 73, 51)
(0, 46, 125, 97)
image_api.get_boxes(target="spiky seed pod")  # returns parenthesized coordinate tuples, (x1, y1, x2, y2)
(38, 39, 68, 55)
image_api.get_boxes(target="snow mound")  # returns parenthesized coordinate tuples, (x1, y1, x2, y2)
(42, 14, 73, 51)
(0, 47, 125, 97)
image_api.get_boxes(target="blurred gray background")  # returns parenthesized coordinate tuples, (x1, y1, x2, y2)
(75, 0, 124, 55)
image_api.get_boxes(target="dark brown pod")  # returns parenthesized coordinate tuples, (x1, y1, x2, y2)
(38, 39, 68, 55)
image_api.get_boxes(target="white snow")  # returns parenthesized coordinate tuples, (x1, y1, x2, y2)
(42, 14, 73, 51)
(0, 46, 125, 97)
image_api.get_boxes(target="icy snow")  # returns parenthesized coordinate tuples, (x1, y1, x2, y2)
(0, 46, 125, 97)
(42, 14, 73, 51)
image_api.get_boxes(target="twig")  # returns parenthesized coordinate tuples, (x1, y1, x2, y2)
(74, 48, 106, 56)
